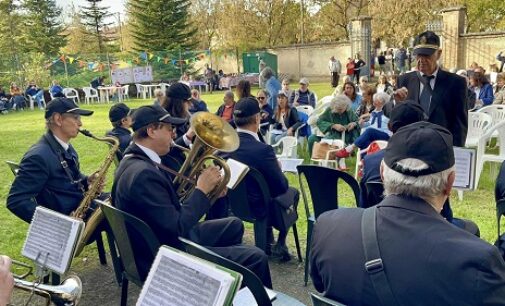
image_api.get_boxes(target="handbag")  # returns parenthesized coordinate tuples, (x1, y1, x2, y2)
(311, 142, 339, 160)
(271, 187, 299, 232)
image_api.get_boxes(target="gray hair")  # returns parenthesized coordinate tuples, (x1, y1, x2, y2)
(382, 158, 455, 199)
(330, 94, 351, 112)
(224, 90, 234, 99)
(257, 89, 269, 97)
(373, 92, 390, 106)
(262, 67, 274, 79)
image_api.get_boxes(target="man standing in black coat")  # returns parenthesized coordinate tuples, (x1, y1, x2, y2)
(395, 31, 468, 147)
(112, 105, 272, 286)
(311, 122, 505, 305)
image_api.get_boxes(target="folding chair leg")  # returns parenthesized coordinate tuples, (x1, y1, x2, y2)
(292, 223, 303, 262)
(253, 219, 268, 252)
(120, 276, 129, 306)
(105, 228, 123, 285)
(96, 232, 107, 265)
(304, 220, 314, 286)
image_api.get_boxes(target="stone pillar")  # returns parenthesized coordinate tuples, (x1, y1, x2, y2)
(440, 6, 466, 70)
(349, 16, 372, 79)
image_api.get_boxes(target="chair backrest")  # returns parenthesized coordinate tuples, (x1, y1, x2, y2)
(478, 105, 505, 125)
(63, 88, 77, 97)
(5, 160, 20, 176)
(274, 136, 298, 158)
(121, 85, 129, 96)
(179, 237, 273, 306)
(310, 293, 347, 306)
(101, 202, 161, 286)
(296, 111, 311, 138)
(227, 168, 271, 222)
(466, 112, 492, 146)
(82, 87, 97, 97)
(296, 105, 314, 116)
(363, 181, 385, 208)
(297, 165, 360, 218)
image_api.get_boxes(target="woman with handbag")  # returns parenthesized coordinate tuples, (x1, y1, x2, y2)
(269, 91, 302, 144)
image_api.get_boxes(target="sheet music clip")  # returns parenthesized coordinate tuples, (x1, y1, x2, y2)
(33, 251, 50, 279)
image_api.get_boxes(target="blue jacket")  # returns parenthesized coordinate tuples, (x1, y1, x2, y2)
(188, 98, 208, 114)
(478, 83, 495, 106)
(50, 85, 64, 97)
(225, 132, 288, 218)
(265, 77, 281, 109)
(7, 132, 88, 223)
(25, 85, 41, 96)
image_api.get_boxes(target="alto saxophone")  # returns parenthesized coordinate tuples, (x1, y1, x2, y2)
(71, 129, 120, 257)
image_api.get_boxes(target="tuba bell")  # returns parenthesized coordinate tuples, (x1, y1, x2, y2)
(174, 112, 239, 203)
(11, 260, 82, 306)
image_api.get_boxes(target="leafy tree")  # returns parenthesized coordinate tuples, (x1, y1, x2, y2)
(0, 0, 24, 84)
(80, 0, 114, 54)
(21, 0, 66, 56)
(61, 4, 97, 54)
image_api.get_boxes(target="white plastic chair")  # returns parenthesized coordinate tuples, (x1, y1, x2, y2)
(296, 105, 314, 116)
(307, 96, 333, 137)
(271, 136, 298, 158)
(475, 120, 505, 188)
(121, 85, 130, 100)
(355, 140, 388, 178)
(159, 83, 170, 92)
(465, 112, 492, 147)
(83, 87, 99, 104)
(63, 88, 80, 104)
(135, 84, 148, 99)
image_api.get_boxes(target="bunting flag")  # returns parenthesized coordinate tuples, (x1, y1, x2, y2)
(164, 58, 169, 64)
(149, 53, 154, 60)
(59, 55, 65, 62)
(68, 57, 75, 64)
(88, 62, 94, 70)
(140, 52, 147, 61)
(78, 60, 86, 68)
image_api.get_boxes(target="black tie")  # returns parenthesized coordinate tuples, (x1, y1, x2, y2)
(419, 75, 435, 114)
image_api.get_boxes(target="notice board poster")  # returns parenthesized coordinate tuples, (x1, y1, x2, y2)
(111, 66, 153, 84)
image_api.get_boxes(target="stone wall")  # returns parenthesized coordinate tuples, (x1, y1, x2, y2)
(203, 42, 352, 82)
(459, 32, 505, 70)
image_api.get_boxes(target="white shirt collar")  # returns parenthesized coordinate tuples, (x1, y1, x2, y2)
(53, 134, 69, 151)
(420, 67, 439, 79)
(135, 142, 161, 164)
(236, 127, 260, 141)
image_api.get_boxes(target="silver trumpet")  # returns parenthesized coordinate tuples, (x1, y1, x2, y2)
(11, 261, 82, 306)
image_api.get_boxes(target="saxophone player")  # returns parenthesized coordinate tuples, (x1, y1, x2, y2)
(7, 98, 102, 222)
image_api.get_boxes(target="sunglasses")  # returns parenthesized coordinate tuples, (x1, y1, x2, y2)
(257, 97, 266, 100)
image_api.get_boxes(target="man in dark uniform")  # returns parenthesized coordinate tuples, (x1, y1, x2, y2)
(395, 31, 468, 147)
(226, 97, 297, 261)
(7, 98, 96, 222)
(106, 103, 132, 154)
(112, 105, 272, 286)
(310, 122, 505, 305)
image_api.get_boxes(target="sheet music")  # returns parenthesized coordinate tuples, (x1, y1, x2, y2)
(137, 246, 235, 306)
(278, 158, 303, 173)
(453, 147, 475, 190)
(232, 287, 277, 306)
(22, 207, 83, 274)
(226, 159, 250, 189)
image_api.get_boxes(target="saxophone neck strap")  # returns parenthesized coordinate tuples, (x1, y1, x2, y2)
(43, 132, 85, 193)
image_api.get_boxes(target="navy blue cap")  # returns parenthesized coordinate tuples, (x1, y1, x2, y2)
(132, 105, 186, 131)
(413, 31, 440, 56)
(234, 97, 260, 118)
(45, 97, 93, 119)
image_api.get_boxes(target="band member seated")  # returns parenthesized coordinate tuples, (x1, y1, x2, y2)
(112, 105, 272, 286)
(226, 97, 298, 261)
(310, 122, 505, 305)
(106, 103, 133, 155)
(7, 98, 98, 222)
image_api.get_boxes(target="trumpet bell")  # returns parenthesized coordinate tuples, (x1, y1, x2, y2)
(191, 112, 239, 152)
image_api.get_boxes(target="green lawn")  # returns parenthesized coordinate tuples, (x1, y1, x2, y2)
(0, 82, 500, 265)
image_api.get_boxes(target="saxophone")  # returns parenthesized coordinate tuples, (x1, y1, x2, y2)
(72, 129, 120, 257)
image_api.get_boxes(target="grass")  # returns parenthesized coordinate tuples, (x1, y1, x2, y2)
(0, 82, 499, 266)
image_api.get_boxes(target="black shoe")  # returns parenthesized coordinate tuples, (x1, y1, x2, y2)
(271, 244, 291, 262)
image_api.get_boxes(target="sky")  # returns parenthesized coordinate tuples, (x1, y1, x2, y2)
(56, 0, 127, 20)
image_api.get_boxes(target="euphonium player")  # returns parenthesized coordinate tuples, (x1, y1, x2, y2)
(112, 105, 272, 287)
(7, 98, 104, 222)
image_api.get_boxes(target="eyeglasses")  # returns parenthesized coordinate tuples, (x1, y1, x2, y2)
(257, 97, 266, 100)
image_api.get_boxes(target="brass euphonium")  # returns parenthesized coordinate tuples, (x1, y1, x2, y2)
(174, 112, 239, 203)
(11, 260, 82, 306)
(72, 129, 120, 257)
